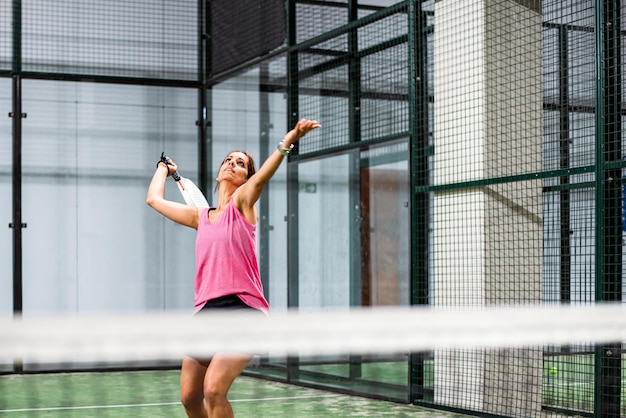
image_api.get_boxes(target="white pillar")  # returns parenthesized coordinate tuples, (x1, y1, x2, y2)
(432, 0, 543, 415)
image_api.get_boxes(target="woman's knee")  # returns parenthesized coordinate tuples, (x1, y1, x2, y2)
(180, 356, 209, 410)
(203, 383, 228, 406)
(180, 386, 204, 410)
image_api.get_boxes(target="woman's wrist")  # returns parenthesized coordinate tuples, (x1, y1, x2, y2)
(157, 161, 171, 176)
(277, 140, 295, 156)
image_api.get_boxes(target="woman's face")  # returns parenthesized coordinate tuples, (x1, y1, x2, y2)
(219, 152, 250, 187)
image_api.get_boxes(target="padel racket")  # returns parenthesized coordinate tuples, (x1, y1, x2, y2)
(160, 152, 210, 208)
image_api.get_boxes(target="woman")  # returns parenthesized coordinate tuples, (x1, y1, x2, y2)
(146, 119, 320, 418)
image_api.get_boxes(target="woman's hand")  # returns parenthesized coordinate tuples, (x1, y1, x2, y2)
(148, 155, 199, 229)
(157, 157, 178, 176)
(283, 119, 321, 146)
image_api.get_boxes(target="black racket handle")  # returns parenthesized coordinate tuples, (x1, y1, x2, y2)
(160, 151, 181, 181)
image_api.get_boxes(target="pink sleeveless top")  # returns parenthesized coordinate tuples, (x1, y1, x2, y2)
(194, 199, 269, 314)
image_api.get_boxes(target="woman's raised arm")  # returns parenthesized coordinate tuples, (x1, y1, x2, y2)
(146, 159, 201, 229)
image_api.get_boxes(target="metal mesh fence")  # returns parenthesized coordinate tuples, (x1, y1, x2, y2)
(0, 2, 10, 72)
(18, 0, 197, 81)
(424, 0, 617, 415)
(296, 5, 410, 156)
(296, 1, 349, 44)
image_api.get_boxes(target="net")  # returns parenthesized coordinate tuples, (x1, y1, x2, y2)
(3, 0, 626, 417)
(2, 303, 626, 417)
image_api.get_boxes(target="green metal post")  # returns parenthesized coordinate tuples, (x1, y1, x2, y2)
(558, 25, 571, 305)
(594, 0, 622, 416)
(11, 0, 24, 374)
(258, 63, 272, 302)
(199, 0, 211, 197)
(286, 0, 300, 382)
(408, 0, 430, 404)
(347, 0, 363, 381)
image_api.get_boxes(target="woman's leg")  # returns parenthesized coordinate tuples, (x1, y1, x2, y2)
(180, 356, 210, 418)
(203, 353, 253, 418)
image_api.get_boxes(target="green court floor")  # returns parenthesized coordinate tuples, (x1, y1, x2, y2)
(0, 370, 465, 417)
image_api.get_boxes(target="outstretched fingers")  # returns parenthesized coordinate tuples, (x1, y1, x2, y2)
(296, 119, 321, 137)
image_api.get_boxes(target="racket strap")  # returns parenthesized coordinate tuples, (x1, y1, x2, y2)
(157, 152, 172, 176)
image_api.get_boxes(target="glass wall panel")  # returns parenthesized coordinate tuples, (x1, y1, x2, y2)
(0, 78, 11, 319)
(298, 153, 351, 309)
(360, 143, 411, 307)
(20, 80, 197, 319)
(211, 66, 288, 310)
(211, 64, 290, 380)
(0, 78, 11, 372)
(265, 94, 289, 309)
(295, 141, 410, 401)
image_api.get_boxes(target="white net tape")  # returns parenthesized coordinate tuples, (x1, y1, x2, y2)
(2, 303, 625, 362)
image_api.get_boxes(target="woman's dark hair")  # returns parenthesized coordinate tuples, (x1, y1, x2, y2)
(214, 151, 256, 193)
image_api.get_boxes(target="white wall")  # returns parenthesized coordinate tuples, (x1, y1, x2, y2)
(14, 80, 198, 315)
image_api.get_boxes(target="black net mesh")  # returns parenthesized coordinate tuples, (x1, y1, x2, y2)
(210, 0, 286, 75)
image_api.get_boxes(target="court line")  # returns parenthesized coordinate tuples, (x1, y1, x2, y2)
(0, 394, 341, 413)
